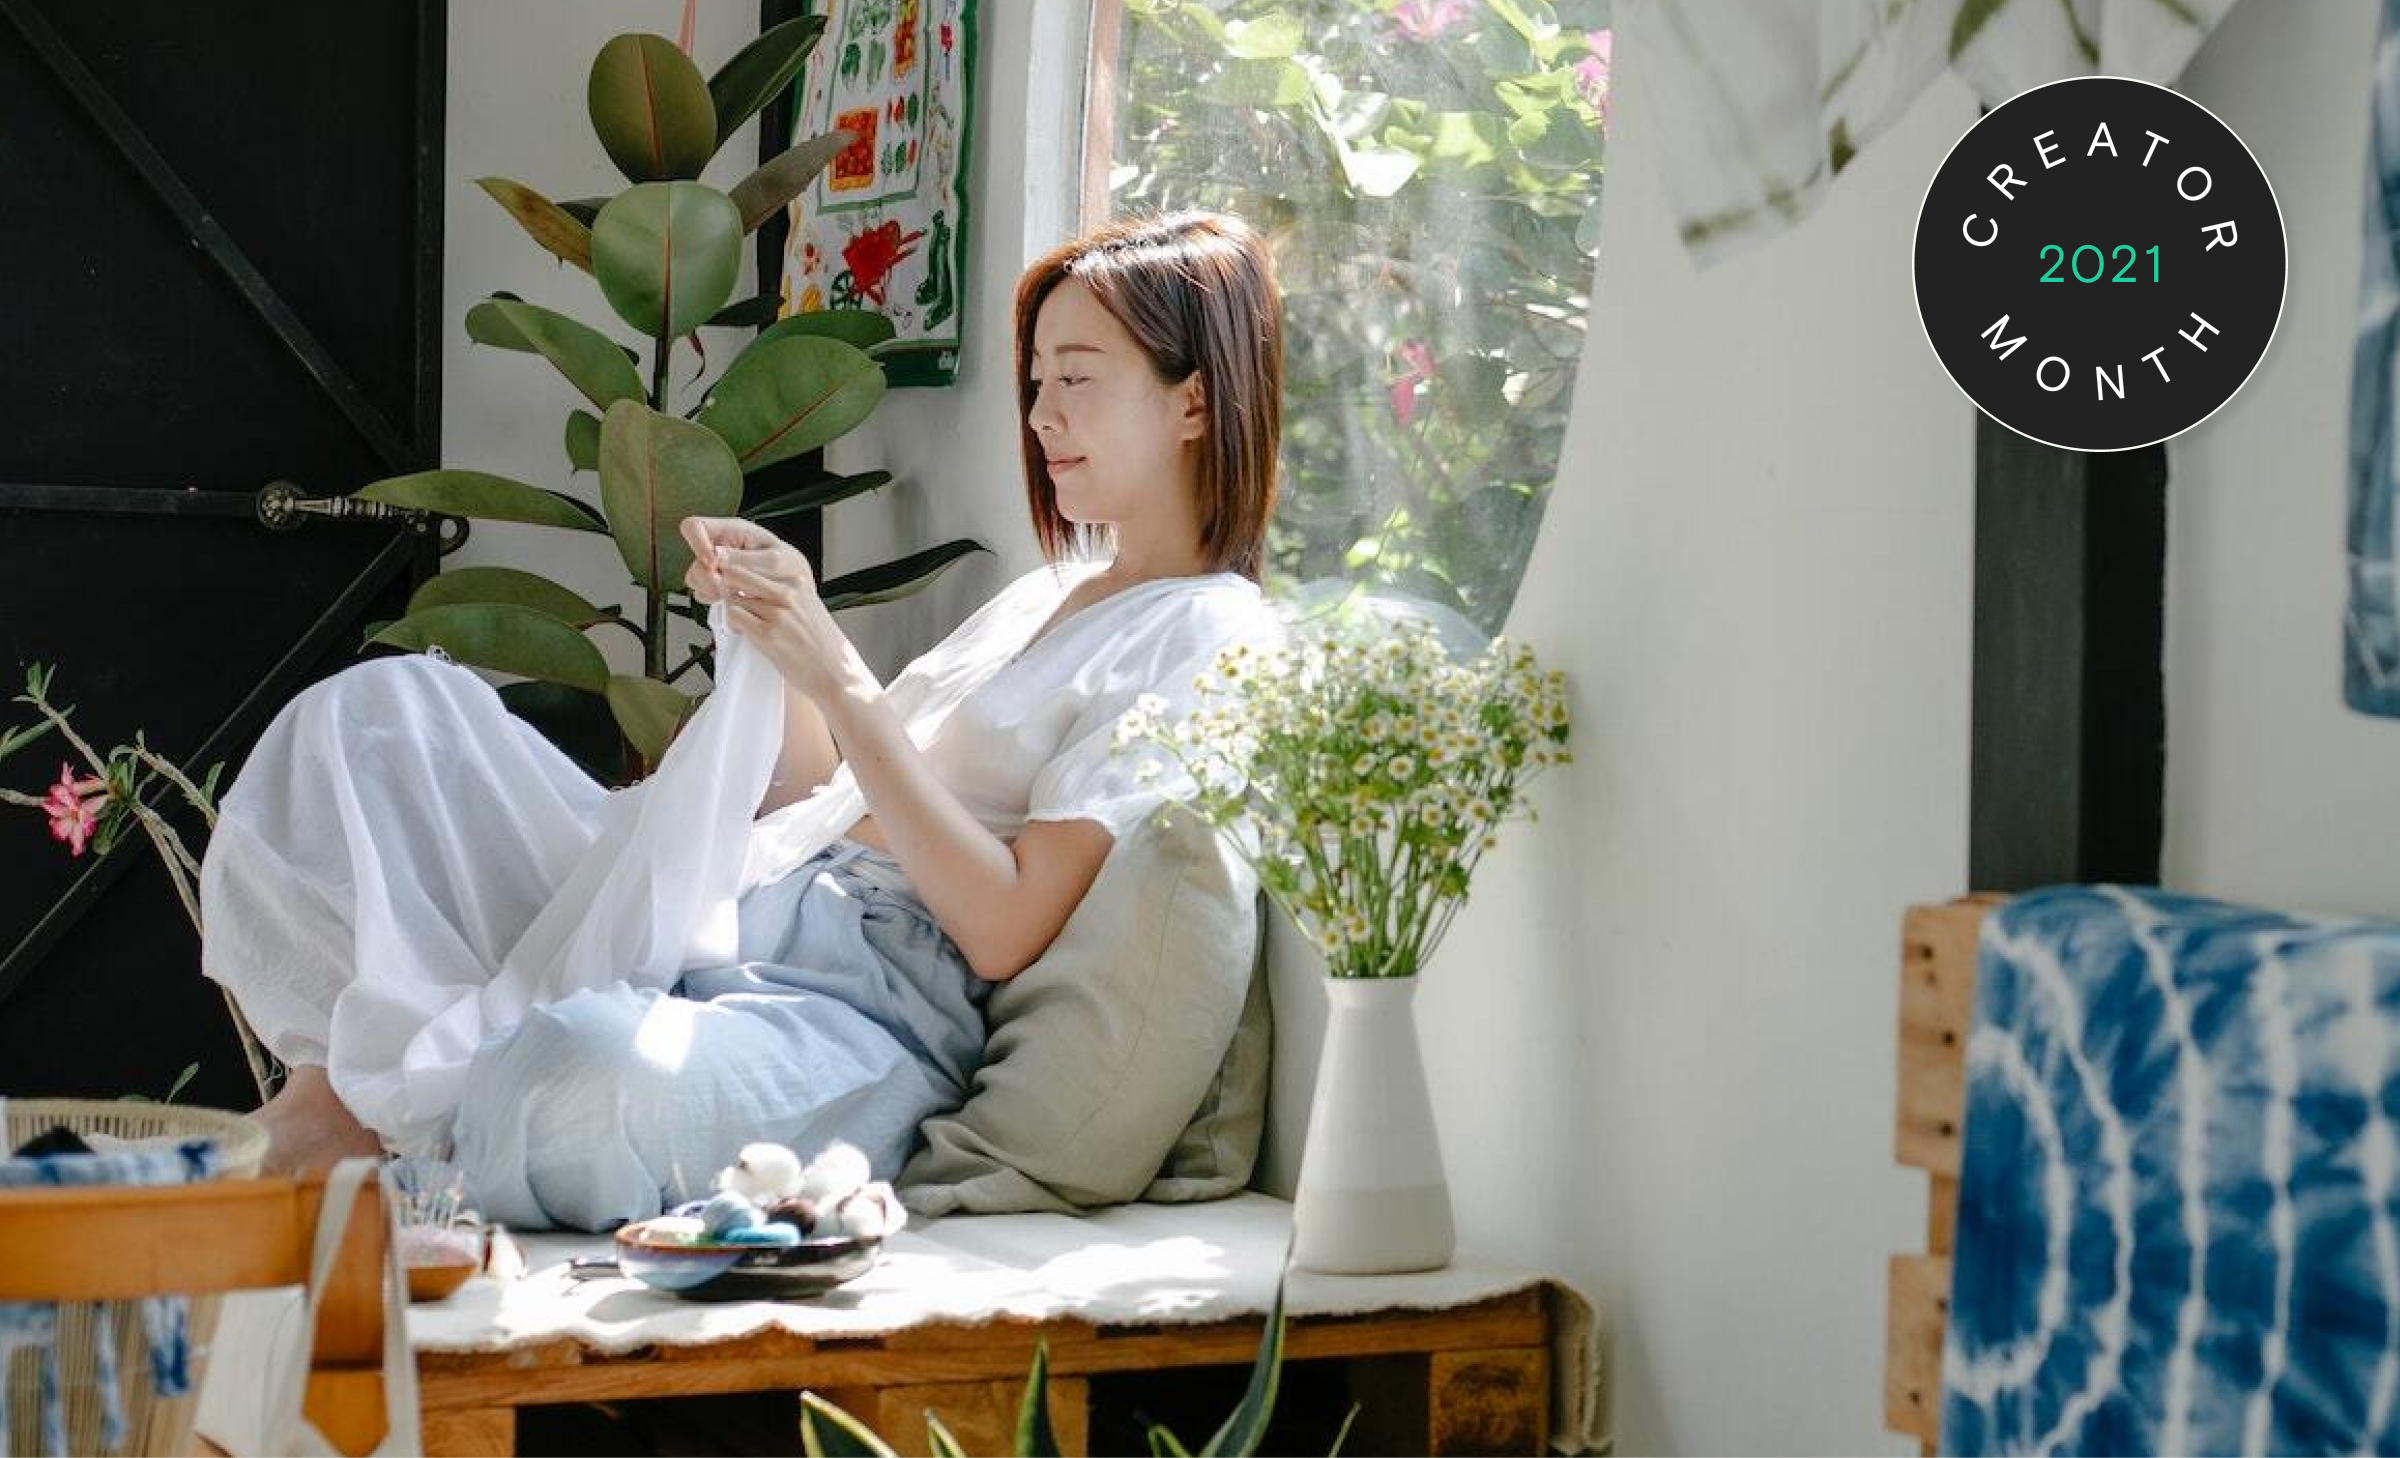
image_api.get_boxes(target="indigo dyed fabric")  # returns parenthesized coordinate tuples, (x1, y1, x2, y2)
(1943, 886, 2400, 1455)
(0, 1139, 220, 1456)
(2350, 0, 2400, 717)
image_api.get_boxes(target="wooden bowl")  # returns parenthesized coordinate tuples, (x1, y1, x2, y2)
(406, 1258, 479, 1303)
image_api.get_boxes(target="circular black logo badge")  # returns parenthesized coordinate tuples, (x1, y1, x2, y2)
(1913, 76, 2285, 453)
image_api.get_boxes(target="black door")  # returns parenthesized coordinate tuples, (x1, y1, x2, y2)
(0, 1, 447, 1106)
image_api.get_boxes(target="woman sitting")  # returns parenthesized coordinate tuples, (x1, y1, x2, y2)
(197, 209, 1287, 1231)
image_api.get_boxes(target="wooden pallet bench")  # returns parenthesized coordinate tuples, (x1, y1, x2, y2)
(417, 1286, 1559, 1455)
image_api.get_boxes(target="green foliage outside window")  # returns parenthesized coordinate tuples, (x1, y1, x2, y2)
(1106, 0, 1611, 633)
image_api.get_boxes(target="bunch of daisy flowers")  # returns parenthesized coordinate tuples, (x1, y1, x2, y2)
(1114, 612, 1572, 979)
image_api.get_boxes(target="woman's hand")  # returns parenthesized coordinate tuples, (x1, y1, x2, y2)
(679, 515, 861, 702)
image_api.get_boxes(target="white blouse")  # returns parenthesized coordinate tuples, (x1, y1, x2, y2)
(741, 556, 1287, 894)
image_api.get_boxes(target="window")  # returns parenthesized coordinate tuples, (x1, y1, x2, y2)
(1088, 0, 1611, 634)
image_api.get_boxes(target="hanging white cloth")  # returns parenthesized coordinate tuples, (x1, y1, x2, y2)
(1624, 0, 2242, 268)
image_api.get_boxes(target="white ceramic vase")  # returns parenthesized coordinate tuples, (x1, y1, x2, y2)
(1290, 973, 1456, 1274)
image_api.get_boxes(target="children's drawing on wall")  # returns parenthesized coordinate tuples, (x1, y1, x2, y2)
(779, 0, 973, 387)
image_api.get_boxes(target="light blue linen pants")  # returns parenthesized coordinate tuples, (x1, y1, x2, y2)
(449, 836, 992, 1232)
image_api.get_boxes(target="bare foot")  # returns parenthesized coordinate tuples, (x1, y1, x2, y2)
(248, 1065, 385, 1175)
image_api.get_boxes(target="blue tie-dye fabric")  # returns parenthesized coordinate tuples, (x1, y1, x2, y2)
(1943, 886, 2400, 1456)
(0, 1138, 220, 1457)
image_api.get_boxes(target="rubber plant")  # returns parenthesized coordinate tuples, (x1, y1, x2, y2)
(357, 20, 985, 785)
(795, 1264, 1361, 1457)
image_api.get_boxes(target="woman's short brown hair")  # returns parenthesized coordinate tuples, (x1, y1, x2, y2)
(1014, 210, 1281, 583)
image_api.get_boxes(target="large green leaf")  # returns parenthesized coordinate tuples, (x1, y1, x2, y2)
(368, 604, 609, 693)
(728, 130, 852, 233)
(406, 566, 603, 626)
(598, 398, 743, 591)
(588, 32, 717, 183)
(355, 469, 609, 534)
(464, 298, 645, 411)
(565, 410, 602, 472)
(818, 539, 988, 611)
(754, 308, 898, 352)
(708, 14, 827, 147)
(695, 334, 884, 472)
(706, 294, 785, 329)
(592, 182, 743, 341)
(605, 672, 699, 767)
(798, 1392, 898, 1458)
(1224, 12, 1303, 58)
(473, 177, 594, 272)
(1198, 1264, 1289, 1456)
(498, 680, 629, 787)
(744, 469, 893, 523)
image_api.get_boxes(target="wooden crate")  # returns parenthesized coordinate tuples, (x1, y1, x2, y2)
(1884, 894, 2004, 1454)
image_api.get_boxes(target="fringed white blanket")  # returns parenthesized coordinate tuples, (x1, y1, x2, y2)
(408, 1191, 1611, 1455)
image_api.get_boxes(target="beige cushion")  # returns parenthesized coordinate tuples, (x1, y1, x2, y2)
(896, 803, 1272, 1214)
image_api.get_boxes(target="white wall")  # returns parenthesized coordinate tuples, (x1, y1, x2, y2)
(2163, 0, 2400, 921)
(1424, 56, 1979, 1455)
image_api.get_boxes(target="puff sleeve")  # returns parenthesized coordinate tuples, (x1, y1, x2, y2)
(1022, 593, 1285, 842)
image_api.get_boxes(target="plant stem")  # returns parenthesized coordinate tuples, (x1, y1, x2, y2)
(646, 335, 675, 683)
(130, 736, 217, 833)
(121, 796, 277, 1104)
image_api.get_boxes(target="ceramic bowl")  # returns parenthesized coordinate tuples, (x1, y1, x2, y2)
(612, 1219, 882, 1302)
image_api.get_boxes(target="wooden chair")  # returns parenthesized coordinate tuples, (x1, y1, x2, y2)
(0, 1168, 397, 1456)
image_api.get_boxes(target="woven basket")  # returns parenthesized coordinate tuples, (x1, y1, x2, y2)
(3, 1099, 267, 1457)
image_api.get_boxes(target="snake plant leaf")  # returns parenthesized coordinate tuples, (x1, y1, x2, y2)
(1013, 1337, 1062, 1458)
(565, 409, 602, 472)
(817, 539, 988, 611)
(405, 566, 604, 627)
(473, 177, 594, 272)
(695, 334, 885, 472)
(798, 1393, 899, 1458)
(1147, 1427, 1196, 1458)
(588, 32, 717, 184)
(744, 469, 893, 523)
(1326, 1401, 1361, 1456)
(921, 1412, 967, 1458)
(464, 298, 646, 410)
(755, 307, 898, 352)
(368, 604, 610, 693)
(1197, 1264, 1289, 1456)
(708, 14, 827, 148)
(705, 293, 784, 329)
(605, 672, 699, 767)
(598, 398, 743, 591)
(728, 129, 852, 233)
(592, 181, 743, 341)
(356, 469, 609, 534)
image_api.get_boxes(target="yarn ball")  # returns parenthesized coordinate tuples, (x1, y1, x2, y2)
(718, 1224, 802, 1247)
(698, 1191, 763, 1238)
